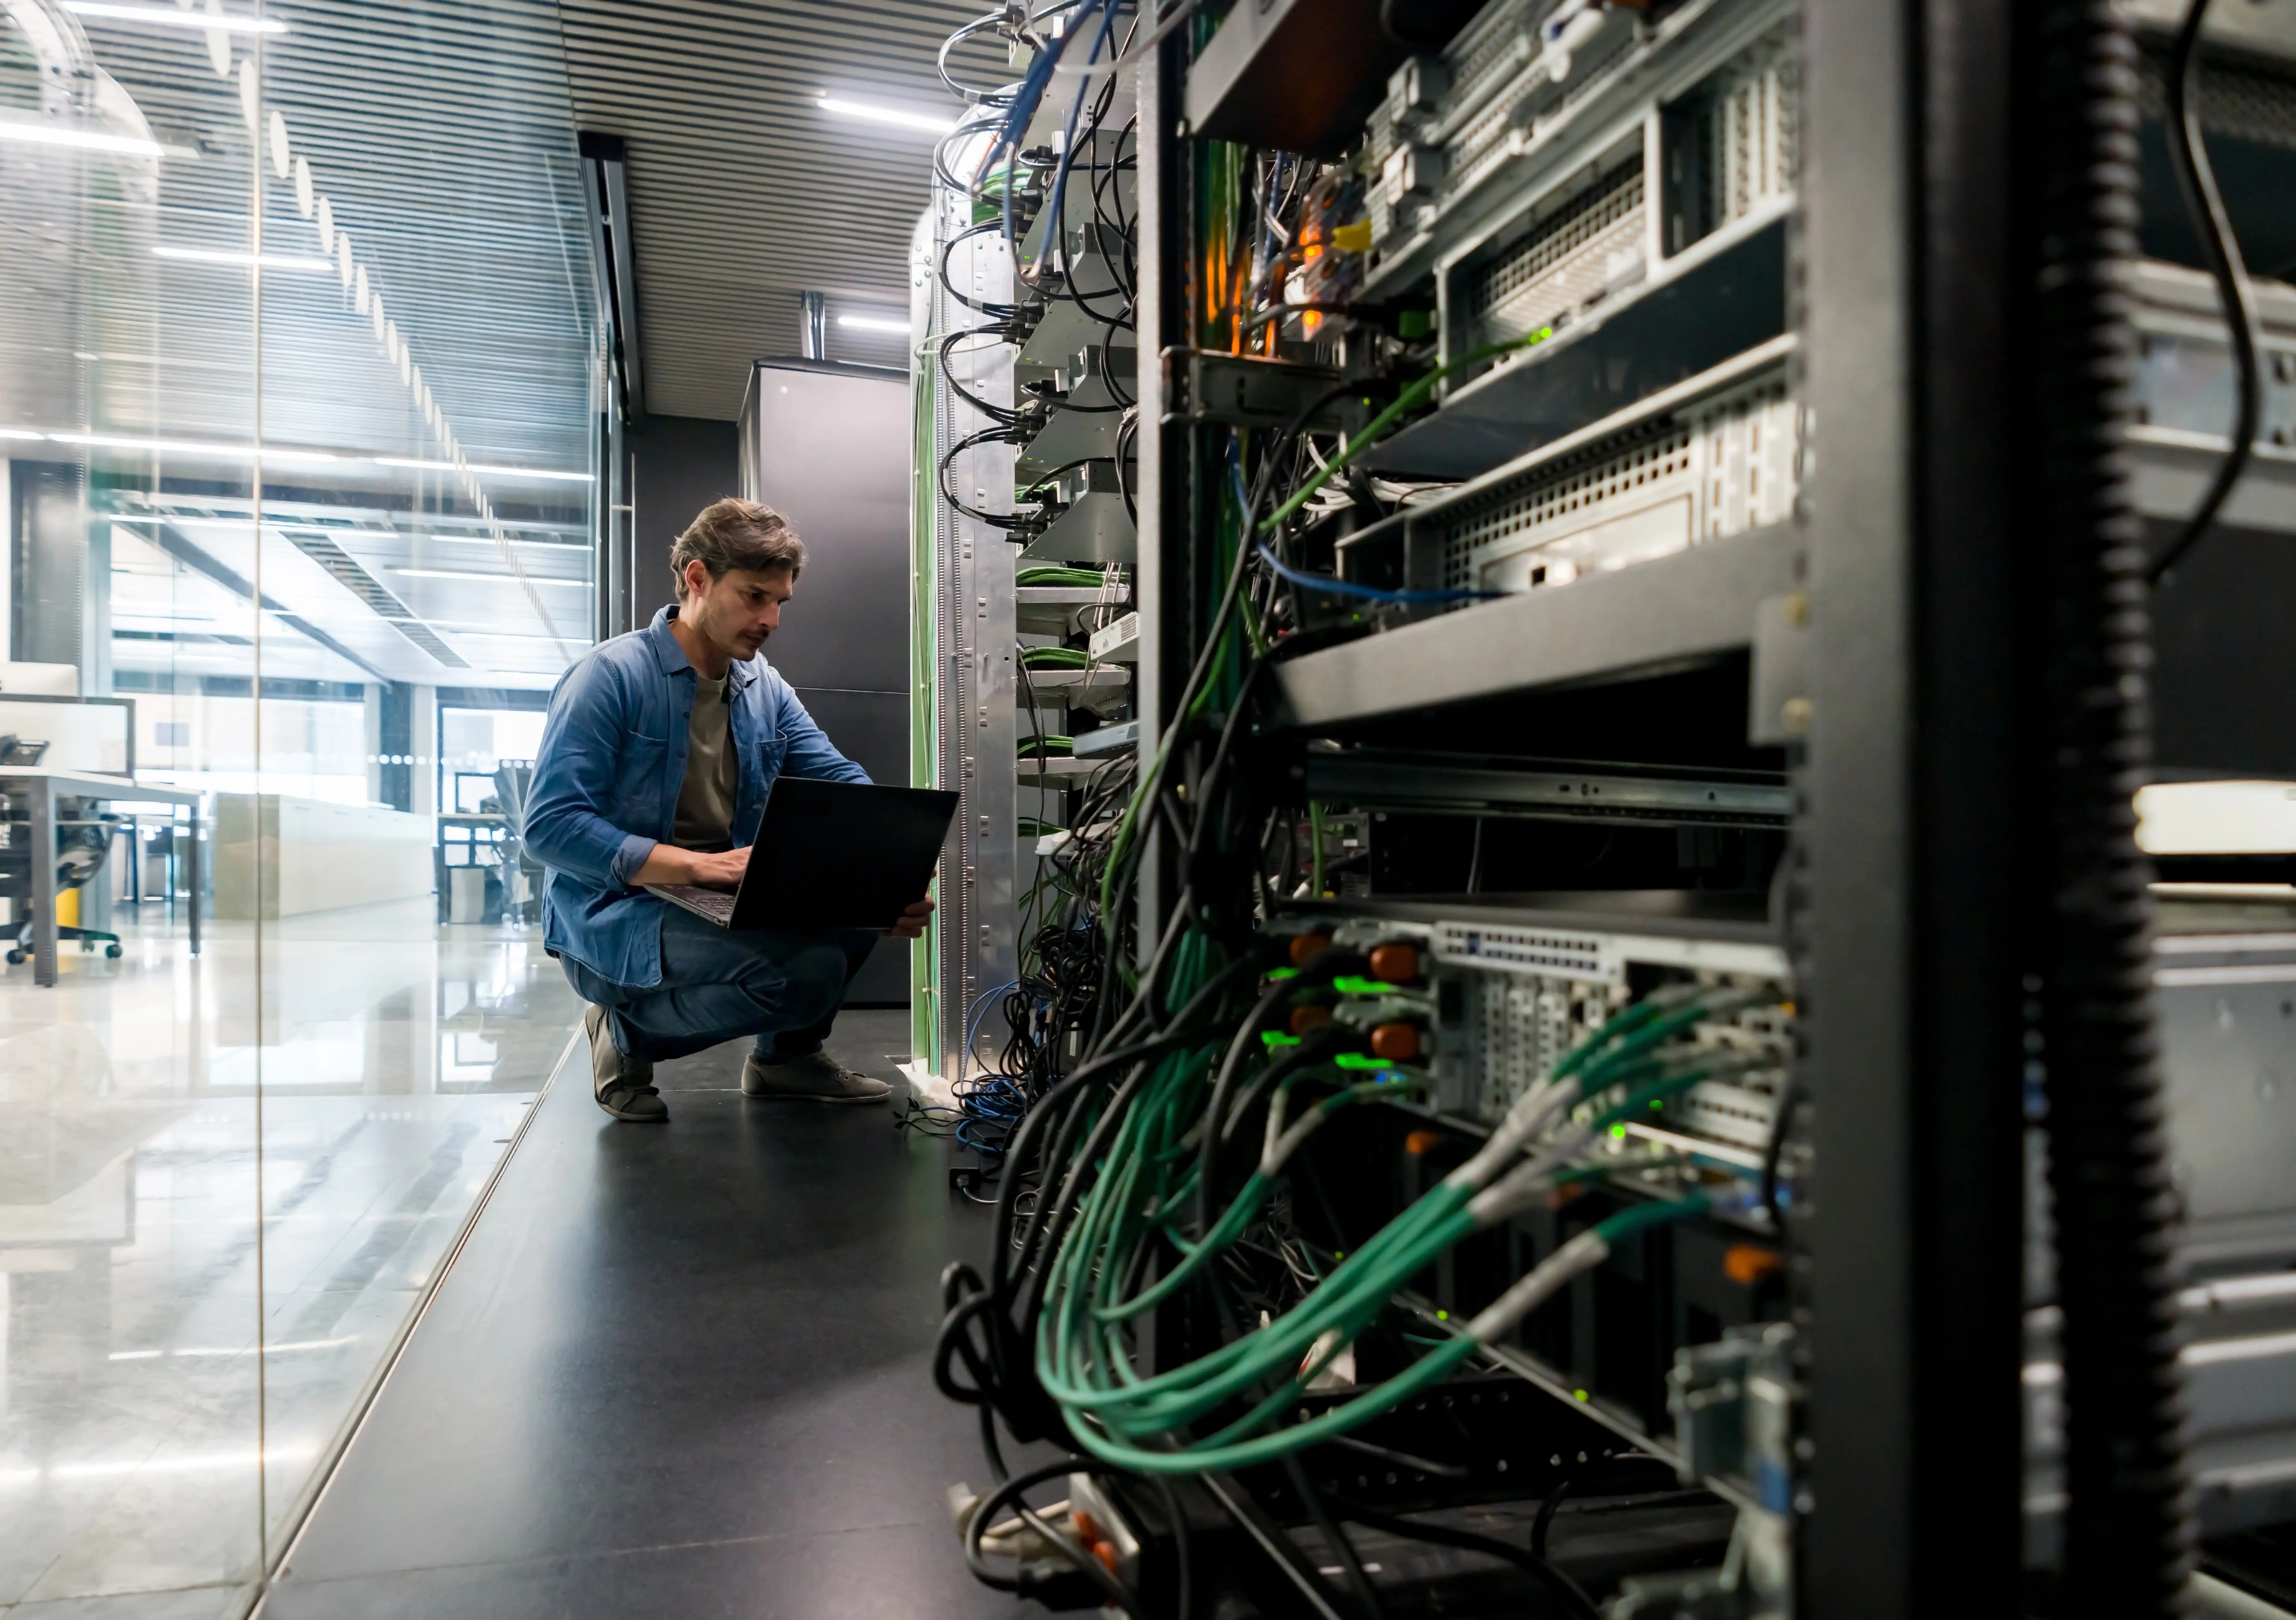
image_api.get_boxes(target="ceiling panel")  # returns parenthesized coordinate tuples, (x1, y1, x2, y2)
(0, 0, 598, 466)
(556, 0, 984, 418)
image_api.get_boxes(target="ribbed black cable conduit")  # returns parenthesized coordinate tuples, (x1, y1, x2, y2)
(2029, 3, 2195, 1610)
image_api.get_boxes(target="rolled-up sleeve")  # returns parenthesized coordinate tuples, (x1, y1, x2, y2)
(523, 654, 656, 887)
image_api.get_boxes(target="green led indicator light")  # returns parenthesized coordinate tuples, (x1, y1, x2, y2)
(1267, 967, 1300, 981)
(1261, 1031, 1303, 1049)
(1610, 1124, 1628, 1140)
(1334, 1051, 1388, 1070)
(1331, 975, 1400, 996)
(1573, 1389, 1590, 1402)
(1435, 1310, 1448, 1321)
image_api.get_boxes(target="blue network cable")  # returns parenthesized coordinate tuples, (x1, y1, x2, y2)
(1228, 454, 1505, 607)
(950, 979, 1035, 1158)
(1253, 541, 1507, 607)
(1034, 0, 1123, 284)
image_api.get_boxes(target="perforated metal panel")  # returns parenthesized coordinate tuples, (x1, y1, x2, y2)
(1467, 164, 1647, 347)
(2136, 45, 2296, 149)
(1432, 374, 1799, 592)
(1432, 919, 1617, 979)
(1441, 960, 1789, 1138)
(926, 189, 1020, 1080)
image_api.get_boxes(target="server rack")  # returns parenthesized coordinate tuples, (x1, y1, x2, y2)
(927, 2, 2296, 1614)
(913, 79, 1140, 1092)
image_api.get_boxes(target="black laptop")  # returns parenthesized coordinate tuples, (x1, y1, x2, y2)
(645, 777, 959, 931)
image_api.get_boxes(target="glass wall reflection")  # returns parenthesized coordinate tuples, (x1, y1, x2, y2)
(0, 1, 599, 1612)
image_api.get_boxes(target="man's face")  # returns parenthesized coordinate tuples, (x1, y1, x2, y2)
(688, 564, 793, 661)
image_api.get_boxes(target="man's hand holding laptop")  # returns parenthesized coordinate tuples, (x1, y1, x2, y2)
(885, 896, 935, 940)
(633, 841, 934, 938)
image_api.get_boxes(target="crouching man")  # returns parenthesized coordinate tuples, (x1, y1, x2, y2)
(522, 498, 932, 1122)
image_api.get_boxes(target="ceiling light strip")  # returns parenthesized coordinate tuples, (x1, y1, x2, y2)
(65, 1, 285, 33)
(155, 244, 334, 272)
(817, 96, 956, 135)
(0, 113, 165, 156)
(202, 35, 582, 664)
(14, 431, 588, 483)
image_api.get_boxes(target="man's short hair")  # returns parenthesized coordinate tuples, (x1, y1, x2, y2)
(670, 498, 805, 600)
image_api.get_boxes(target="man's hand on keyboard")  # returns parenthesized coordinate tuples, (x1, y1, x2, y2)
(633, 843, 749, 890)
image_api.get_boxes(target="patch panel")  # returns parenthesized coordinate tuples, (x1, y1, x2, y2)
(1300, 911, 1792, 1154)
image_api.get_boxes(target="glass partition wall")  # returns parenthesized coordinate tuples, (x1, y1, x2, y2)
(0, 3, 600, 1613)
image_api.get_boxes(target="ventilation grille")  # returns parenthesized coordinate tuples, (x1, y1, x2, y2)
(285, 531, 471, 669)
(1434, 378, 1799, 594)
(1463, 971, 1631, 1121)
(1445, 958, 1794, 1133)
(1469, 165, 1646, 343)
(1369, 9, 1640, 252)
(1455, 19, 1636, 184)
(2137, 46, 2296, 150)
(390, 622, 473, 669)
(1433, 921, 1616, 980)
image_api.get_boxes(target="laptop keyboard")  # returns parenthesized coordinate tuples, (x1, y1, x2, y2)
(659, 884, 736, 923)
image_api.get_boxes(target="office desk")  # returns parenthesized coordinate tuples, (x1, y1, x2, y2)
(2, 769, 202, 987)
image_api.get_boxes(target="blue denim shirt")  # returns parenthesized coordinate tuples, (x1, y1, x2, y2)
(523, 605, 869, 988)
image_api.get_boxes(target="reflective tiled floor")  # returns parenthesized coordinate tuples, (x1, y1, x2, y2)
(0, 901, 582, 1617)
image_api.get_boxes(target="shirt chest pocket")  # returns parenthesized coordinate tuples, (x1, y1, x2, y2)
(734, 694, 783, 780)
(615, 730, 675, 824)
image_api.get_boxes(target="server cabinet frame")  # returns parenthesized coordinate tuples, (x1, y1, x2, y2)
(1123, 2, 2041, 1613)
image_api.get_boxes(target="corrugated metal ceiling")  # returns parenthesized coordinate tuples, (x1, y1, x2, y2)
(1, 0, 989, 689)
(0, 0, 598, 468)
(557, 0, 986, 418)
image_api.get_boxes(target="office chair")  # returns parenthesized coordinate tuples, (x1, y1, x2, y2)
(2, 803, 124, 964)
(492, 762, 543, 927)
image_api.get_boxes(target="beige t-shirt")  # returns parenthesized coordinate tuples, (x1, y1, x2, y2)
(673, 673, 738, 849)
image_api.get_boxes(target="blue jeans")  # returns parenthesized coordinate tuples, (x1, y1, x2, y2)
(562, 906, 876, 1065)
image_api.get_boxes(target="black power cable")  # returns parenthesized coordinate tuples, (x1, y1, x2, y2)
(961, 1457, 1148, 1616)
(1758, 1075, 1802, 1227)
(2146, 0, 2264, 586)
(1283, 1455, 1388, 1620)
(1530, 1476, 1572, 1561)
(1326, 1496, 1600, 1620)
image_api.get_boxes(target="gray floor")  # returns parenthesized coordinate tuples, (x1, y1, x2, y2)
(254, 1011, 1040, 1620)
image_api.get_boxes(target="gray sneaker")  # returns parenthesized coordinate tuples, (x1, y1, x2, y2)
(587, 1004, 666, 1122)
(740, 1048, 891, 1104)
